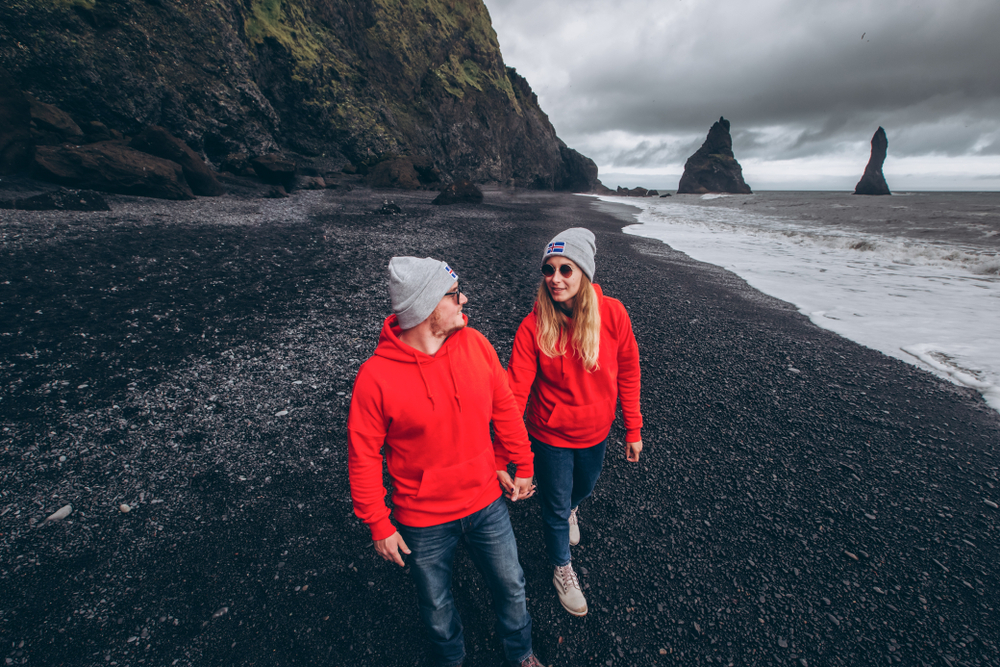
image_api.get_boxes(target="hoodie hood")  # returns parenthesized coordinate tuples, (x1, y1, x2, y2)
(373, 313, 469, 410)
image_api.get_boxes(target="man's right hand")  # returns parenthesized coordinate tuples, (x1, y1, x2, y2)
(374, 531, 411, 567)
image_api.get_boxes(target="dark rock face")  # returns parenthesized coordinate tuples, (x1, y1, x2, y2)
(30, 142, 194, 200)
(0, 67, 32, 174)
(0, 0, 597, 190)
(0, 188, 109, 211)
(432, 179, 484, 205)
(677, 117, 752, 194)
(129, 125, 225, 196)
(854, 127, 891, 195)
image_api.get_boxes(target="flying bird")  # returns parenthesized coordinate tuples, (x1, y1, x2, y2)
(861, 32, 866, 39)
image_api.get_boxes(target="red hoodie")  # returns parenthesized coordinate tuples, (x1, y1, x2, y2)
(504, 284, 642, 450)
(348, 314, 533, 541)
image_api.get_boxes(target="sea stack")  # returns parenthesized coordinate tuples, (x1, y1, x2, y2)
(677, 117, 752, 194)
(854, 127, 891, 195)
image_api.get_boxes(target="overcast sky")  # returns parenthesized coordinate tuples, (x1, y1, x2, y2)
(482, 0, 1000, 190)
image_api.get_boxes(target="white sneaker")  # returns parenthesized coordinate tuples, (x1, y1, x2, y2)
(553, 563, 588, 616)
(568, 506, 580, 546)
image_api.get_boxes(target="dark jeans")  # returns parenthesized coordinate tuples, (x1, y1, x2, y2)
(397, 496, 532, 667)
(531, 434, 608, 566)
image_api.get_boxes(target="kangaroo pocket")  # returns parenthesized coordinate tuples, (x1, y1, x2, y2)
(415, 448, 496, 504)
(545, 402, 614, 442)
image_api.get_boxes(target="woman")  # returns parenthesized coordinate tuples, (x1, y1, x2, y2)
(498, 227, 643, 617)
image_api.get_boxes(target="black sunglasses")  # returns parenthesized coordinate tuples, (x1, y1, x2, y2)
(443, 285, 463, 303)
(541, 263, 573, 277)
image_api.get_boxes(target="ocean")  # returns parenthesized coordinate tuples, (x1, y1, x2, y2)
(596, 191, 1000, 413)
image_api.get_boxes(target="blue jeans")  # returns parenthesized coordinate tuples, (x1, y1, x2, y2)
(397, 496, 532, 667)
(531, 435, 608, 567)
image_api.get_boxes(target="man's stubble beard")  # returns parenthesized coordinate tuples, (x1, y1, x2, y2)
(429, 309, 466, 339)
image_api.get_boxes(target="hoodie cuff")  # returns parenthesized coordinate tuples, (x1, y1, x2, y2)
(514, 462, 534, 479)
(626, 428, 642, 443)
(369, 517, 397, 542)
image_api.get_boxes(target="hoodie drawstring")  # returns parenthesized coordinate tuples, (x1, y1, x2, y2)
(448, 354, 463, 413)
(414, 354, 436, 409)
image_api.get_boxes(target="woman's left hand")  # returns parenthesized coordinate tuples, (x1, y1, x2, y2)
(625, 439, 643, 463)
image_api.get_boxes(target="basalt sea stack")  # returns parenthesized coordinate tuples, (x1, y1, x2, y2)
(854, 127, 891, 195)
(677, 117, 752, 194)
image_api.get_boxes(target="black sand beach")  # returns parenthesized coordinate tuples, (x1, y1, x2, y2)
(2, 188, 998, 667)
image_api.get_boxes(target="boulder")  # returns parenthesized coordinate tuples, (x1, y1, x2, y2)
(0, 188, 109, 211)
(677, 117, 752, 194)
(251, 153, 296, 189)
(25, 93, 85, 146)
(372, 200, 403, 215)
(129, 125, 225, 196)
(432, 179, 483, 205)
(616, 186, 649, 197)
(0, 67, 32, 174)
(368, 156, 442, 189)
(647, 190, 660, 197)
(591, 181, 616, 195)
(30, 142, 195, 200)
(83, 120, 114, 143)
(295, 175, 326, 190)
(854, 127, 891, 195)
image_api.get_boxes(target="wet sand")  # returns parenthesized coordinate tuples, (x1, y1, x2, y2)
(1, 187, 998, 666)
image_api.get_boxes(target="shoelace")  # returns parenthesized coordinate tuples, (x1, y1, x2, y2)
(557, 565, 581, 590)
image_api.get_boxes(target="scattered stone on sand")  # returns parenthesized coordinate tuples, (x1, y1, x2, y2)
(44, 504, 73, 523)
(119, 504, 131, 513)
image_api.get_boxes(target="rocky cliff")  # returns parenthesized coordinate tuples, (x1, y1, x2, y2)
(0, 0, 597, 190)
(676, 117, 752, 195)
(854, 127, 891, 195)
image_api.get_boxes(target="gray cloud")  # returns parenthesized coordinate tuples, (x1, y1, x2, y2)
(484, 0, 1000, 180)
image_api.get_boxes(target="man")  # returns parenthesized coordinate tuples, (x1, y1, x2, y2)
(347, 256, 543, 667)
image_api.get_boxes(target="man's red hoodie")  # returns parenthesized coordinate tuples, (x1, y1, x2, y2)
(347, 314, 534, 541)
(503, 284, 642, 450)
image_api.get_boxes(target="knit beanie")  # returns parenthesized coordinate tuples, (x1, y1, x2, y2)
(541, 227, 596, 281)
(387, 256, 459, 330)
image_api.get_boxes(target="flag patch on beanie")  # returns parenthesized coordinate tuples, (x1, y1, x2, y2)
(444, 264, 458, 279)
(546, 241, 565, 254)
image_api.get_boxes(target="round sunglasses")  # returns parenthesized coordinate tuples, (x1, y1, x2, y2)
(541, 263, 574, 277)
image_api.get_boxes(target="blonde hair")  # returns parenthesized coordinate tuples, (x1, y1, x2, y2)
(535, 273, 601, 371)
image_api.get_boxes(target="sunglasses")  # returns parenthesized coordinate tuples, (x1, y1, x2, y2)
(443, 285, 463, 303)
(541, 263, 574, 277)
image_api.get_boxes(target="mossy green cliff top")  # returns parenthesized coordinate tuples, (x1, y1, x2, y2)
(1, 0, 596, 189)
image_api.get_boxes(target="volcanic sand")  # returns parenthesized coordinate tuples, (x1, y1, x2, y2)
(1, 187, 998, 666)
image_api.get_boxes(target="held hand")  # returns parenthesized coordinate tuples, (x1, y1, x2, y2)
(496, 470, 515, 494)
(508, 476, 536, 501)
(374, 531, 411, 567)
(625, 439, 643, 463)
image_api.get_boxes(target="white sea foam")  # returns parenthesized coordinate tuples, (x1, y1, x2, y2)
(602, 195, 1000, 413)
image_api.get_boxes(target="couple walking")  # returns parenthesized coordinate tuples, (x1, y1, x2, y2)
(347, 228, 643, 666)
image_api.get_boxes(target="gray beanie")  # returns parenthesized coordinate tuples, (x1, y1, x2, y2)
(388, 256, 459, 329)
(541, 227, 596, 281)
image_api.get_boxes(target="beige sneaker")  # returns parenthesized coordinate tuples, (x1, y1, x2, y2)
(568, 506, 580, 546)
(553, 563, 588, 616)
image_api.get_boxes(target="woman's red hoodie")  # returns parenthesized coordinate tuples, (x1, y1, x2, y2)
(348, 314, 533, 541)
(503, 284, 642, 450)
